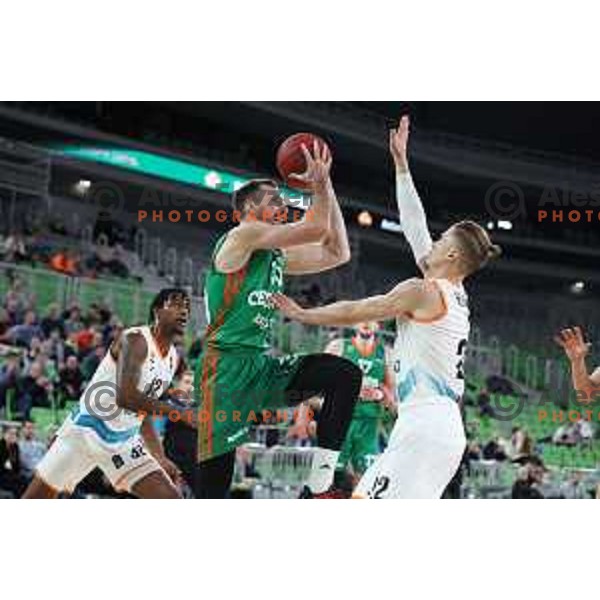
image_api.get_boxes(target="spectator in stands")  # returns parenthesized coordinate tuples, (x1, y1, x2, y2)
(89, 234, 115, 277)
(28, 232, 53, 263)
(482, 437, 508, 461)
(3, 232, 29, 263)
(81, 344, 105, 381)
(50, 250, 68, 273)
(63, 305, 84, 337)
(0, 426, 24, 497)
(93, 302, 112, 326)
(477, 388, 494, 418)
(466, 441, 482, 461)
(93, 213, 123, 247)
(4, 296, 22, 327)
(511, 427, 533, 462)
(41, 334, 65, 369)
(1, 310, 42, 348)
(552, 420, 594, 446)
(16, 361, 53, 420)
(85, 304, 103, 328)
(102, 318, 123, 348)
(575, 419, 594, 444)
(0, 354, 20, 415)
(18, 421, 46, 482)
(49, 248, 78, 275)
(71, 324, 98, 357)
(0, 307, 10, 337)
(40, 304, 65, 338)
(110, 244, 129, 278)
(23, 335, 43, 366)
(163, 370, 199, 496)
(552, 423, 578, 446)
(58, 355, 84, 404)
(511, 456, 546, 499)
(37, 352, 59, 391)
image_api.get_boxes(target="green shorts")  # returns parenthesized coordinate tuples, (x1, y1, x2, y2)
(196, 348, 303, 462)
(337, 402, 385, 475)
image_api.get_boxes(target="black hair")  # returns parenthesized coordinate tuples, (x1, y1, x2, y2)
(231, 178, 279, 212)
(148, 288, 190, 324)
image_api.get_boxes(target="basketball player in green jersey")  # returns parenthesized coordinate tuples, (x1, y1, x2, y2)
(196, 141, 362, 498)
(327, 322, 396, 482)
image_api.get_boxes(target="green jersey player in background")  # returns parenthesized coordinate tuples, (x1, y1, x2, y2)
(327, 322, 396, 486)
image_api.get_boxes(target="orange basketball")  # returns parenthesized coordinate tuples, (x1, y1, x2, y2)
(276, 133, 331, 191)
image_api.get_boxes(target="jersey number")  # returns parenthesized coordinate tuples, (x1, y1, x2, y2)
(358, 359, 373, 375)
(456, 339, 467, 380)
(369, 476, 390, 499)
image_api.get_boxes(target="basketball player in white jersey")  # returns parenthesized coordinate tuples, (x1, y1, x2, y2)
(274, 116, 501, 498)
(22, 289, 192, 499)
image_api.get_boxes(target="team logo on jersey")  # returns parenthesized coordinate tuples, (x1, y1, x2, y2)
(454, 290, 469, 307)
(247, 290, 274, 308)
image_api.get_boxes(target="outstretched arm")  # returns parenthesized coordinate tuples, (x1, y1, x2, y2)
(555, 327, 600, 401)
(273, 278, 444, 327)
(285, 174, 351, 275)
(390, 116, 433, 273)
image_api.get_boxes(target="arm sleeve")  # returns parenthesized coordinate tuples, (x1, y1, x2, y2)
(396, 171, 433, 266)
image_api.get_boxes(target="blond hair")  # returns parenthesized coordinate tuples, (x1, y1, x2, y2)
(452, 220, 502, 275)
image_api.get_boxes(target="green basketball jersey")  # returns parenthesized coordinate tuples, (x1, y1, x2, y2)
(341, 338, 387, 417)
(203, 233, 286, 351)
(342, 338, 386, 390)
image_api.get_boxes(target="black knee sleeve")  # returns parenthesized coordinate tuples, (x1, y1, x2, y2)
(286, 354, 362, 451)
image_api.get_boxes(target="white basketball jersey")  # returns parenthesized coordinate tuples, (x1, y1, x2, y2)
(392, 279, 470, 405)
(76, 325, 179, 441)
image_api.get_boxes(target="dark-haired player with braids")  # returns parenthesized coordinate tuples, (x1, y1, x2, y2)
(23, 289, 191, 499)
(274, 117, 502, 498)
(196, 141, 362, 498)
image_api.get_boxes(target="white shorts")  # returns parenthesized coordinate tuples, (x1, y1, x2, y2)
(36, 417, 164, 494)
(354, 397, 466, 499)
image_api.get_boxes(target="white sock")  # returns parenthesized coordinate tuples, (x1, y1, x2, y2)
(307, 448, 340, 494)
